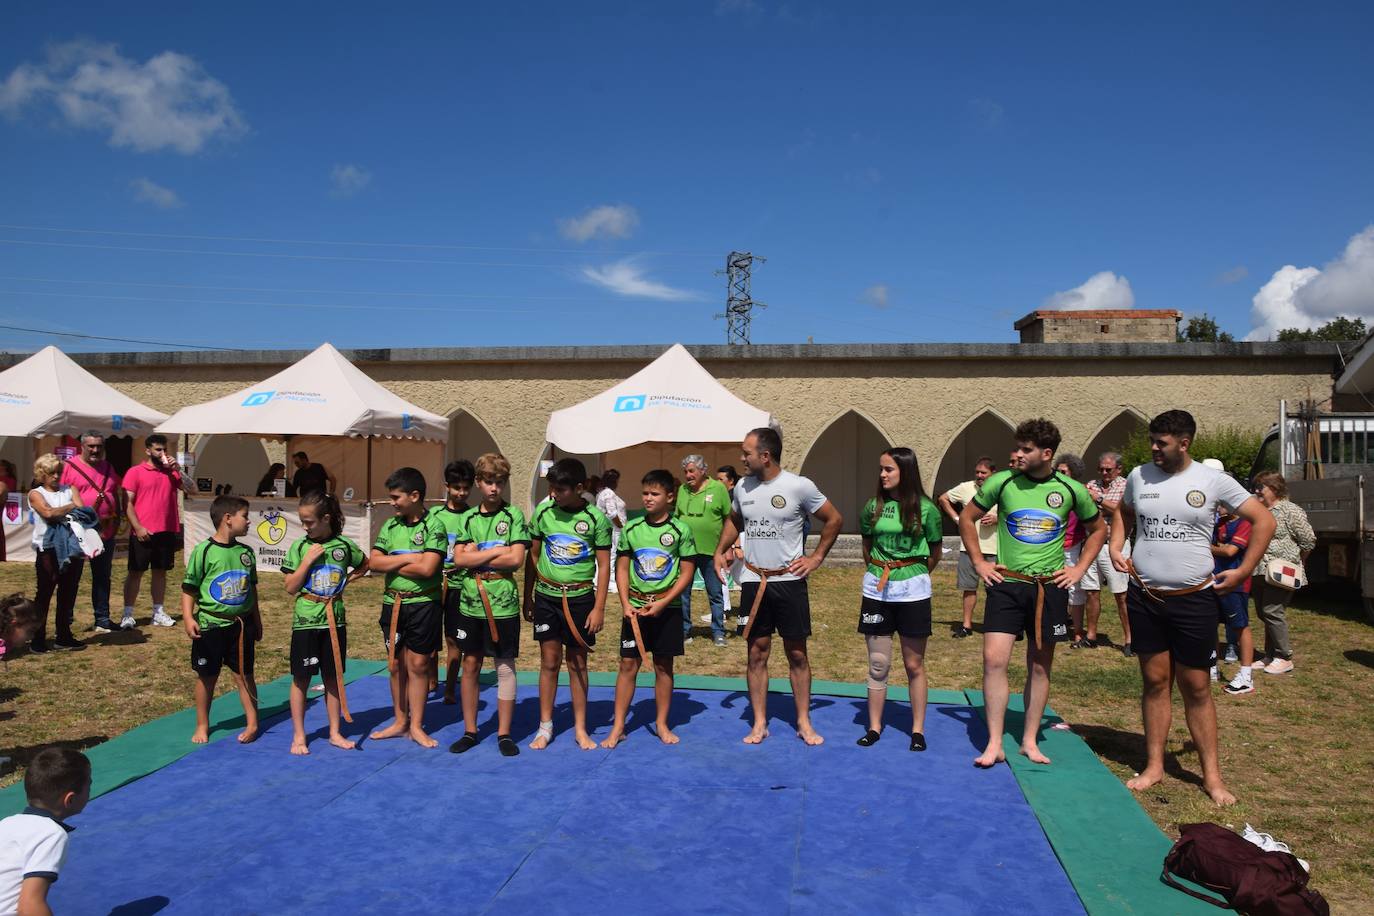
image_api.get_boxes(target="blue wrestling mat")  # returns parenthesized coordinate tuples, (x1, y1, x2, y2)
(52, 675, 1086, 915)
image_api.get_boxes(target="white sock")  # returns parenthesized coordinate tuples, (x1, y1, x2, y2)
(1237, 667, 1252, 684)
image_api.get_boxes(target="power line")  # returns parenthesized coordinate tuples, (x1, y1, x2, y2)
(0, 322, 241, 351)
(0, 289, 547, 315)
(0, 275, 603, 303)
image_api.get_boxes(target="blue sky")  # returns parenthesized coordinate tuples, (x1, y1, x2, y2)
(1, 1, 1372, 351)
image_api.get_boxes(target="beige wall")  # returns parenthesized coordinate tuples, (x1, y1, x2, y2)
(82, 352, 1334, 519)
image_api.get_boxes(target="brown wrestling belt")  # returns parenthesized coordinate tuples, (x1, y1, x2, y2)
(299, 573, 365, 723)
(473, 570, 509, 644)
(996, 567, 1058, 651)
(625, 586, 660, 667)
(200, 611, 257, 704)
(742, 561, 793, 643)
(872, 557, 921, 594)
(1127, 560, 1212, 604)
(384, 587, 440, 672)
(535, 572, 594, 651)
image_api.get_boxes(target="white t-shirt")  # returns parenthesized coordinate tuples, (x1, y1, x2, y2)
(944, 479, 998, 554)
(0, 809, 72, 915)
(731, 470, 827, 583)
(1123, 460, 1254, 589)
(28, 486, 73, 549)
(594, 488, 626, 527)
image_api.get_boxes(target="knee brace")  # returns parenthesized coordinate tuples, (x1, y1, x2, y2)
(495, 658, 517, 701)
(866, 635, 892, 690)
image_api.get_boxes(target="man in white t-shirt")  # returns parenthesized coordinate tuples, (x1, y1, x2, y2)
(714, 427, 842, 746)
(1110, 410, 1274, 807)
(0, 747, 90, 916)
(938, 457, 998, 638)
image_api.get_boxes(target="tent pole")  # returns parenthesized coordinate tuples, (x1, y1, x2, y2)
(366, 438, 373, 502)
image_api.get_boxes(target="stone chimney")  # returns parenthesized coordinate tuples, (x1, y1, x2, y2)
(1014, 310, 1183, 344)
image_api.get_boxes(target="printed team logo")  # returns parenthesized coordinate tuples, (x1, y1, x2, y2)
(239, 552, 254, 567)
(535, 623, 551, 633)
(196, 657, 208, 667)
(208, 570, 252, 606)
(771, 495, 787, 509)
(303, 656, 320, 667)
(306, 565, 345, 597)
(495, 520, 510, 536)
(544, 533, 590, 565)
(861, 612, 884, 625)
(659, 531, 675, 547)
(1005, 508, 1064, 545)
(1052, 623, 1068, 636)
(1186, 490, 1207, 508)
(455, 628, 467, 640)
(411, 530, 425, 546)
(331, 546, 347, 562)
(1046, 492, 1065, 509)
(633, 548, 674, 582)
(256, 509, 287, 545)
(622, 639, 637, 649)
(573, 520, 591, 535)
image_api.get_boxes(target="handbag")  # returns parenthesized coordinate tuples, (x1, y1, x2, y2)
(1264, 557, 1306, 591)
(1162, 823, 1328, 915)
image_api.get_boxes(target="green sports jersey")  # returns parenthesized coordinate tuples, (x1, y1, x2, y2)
(182, 539, 258, 630)
(281, 534, 366, 630)
(457, 502, 530, 619)
(973, 469, 1099, 576)
(675, 478, 730, 558)
(373, 514, 448, 602)
(859, 497, 943, 580)
(617, 515, 697, 606)
(530, 501, 612, 598)
(428, 502, 476, 586)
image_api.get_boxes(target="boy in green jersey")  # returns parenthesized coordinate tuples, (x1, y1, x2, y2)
(522, 458, 612, 750)
(447, 454, 529, 757)
(959, 418, 1105, 769)
(282, 491, 367, 755)
(428, 459, 476, 704)
(602, 469, 696, 748)
(369, 467, 447, 748)
(181, 495, 261, 745)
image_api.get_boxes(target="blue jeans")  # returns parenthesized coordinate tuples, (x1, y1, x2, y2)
(681, 555, 725, 638)
(89, 535, 116, 626)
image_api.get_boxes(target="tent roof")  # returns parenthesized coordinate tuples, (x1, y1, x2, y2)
(544, 343, 774, 452)
(156, 343, 447, 441)
(0, 346, 169, 437)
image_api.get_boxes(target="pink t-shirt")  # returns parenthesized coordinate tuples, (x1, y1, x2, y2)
(61, 458, 122, 537)
(1062, 511, 1087, 549)
(123, 462, 182, 534)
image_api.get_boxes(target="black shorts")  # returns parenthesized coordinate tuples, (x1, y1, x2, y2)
(377, 599, 442, 658)
(620, 606, 685, 659)
(129, 531, 179, 572)
(453, 612, 522, 659)
(191, 621, 253, 678)
(983, 579, 1071, 644)
(738, 579, 811, 641)
(532, 592, 597, 649)
(856, 597, 932, 638)
(1126, 582, 1221, 669)
(290, 627, 347, 679)
(442, 588, 464, 639)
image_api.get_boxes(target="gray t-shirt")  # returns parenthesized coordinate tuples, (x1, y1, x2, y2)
(731, 470, 827, 583)
(1123, 460, 1254, 589)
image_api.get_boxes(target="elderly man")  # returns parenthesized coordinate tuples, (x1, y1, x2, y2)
(1083, 452, 1132, 654)
(60, 432, 124, 633)
(677, 454, 732, 646)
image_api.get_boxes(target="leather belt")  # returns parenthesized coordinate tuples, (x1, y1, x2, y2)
(742, 561, 793, 642)
(199, 610, 257, 704)
(535, 572, 594, 651)
(872, 557, 921, 593)
(383, 587, 439, 671)
(473, 570, 509, 643)
(625, 586, 660, 666)
(1128, 560, 1212, 604)
(997, 567, 1057, 651)
(300, 587, 354, 722)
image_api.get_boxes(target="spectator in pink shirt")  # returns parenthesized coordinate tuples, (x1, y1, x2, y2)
(60, 432, 124, 633)
(120, 434, 191, 630)
(1084, 452, 1132, 655)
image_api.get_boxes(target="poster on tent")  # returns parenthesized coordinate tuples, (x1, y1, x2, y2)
(184, 497, 370, 572)
(3, 494, 35, 563)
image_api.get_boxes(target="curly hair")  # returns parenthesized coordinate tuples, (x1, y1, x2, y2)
(1013, 418, 1062, 454)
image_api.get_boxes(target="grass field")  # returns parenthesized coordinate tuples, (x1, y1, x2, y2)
(1, 560, 1371, 911)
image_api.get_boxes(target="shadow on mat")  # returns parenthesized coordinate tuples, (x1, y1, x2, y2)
(108, 895, 170, 915)
(935, 706, 990, 750)
(1345, 648, 1374, 670)
(624, 693, 710, 734)
(1071, 723, 1205, 788)
(0, 735, 107, 772)
(847, 699, 930, 734)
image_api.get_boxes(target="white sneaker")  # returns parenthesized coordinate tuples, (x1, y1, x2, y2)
(1263, 658, 1294, 675)
(151, 609, 176, 628)
(119, 610, 136, 630)
(699, 613, 712, 623)
(1210, 666, 1220, 682)
(1251, 657, 1272, 669)
(1224, 673, 1254, 695)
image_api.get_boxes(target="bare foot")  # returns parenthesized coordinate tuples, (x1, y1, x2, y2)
(1205, 781, 1237, 806)
(1019, 742, 1050, 764)
(575, 730, 597, 750)
(656, 725, 680, 745)
(599, 729, 625, 749)
(237, 726, 259, 745)
(797, 724, 825, 746)
(329, 734, 356, 751)
(743, 724, 770, 744)
(191, 727, 209, 744)
(973, 744, 1007, 768)
(290, 737, 310, 756)
(369, 719, 409, 740)
(443, 690, 457, 705)
(1126, 767, 1164, 791)
(529, 732, 551, 750)
(409, 727, 438, 748)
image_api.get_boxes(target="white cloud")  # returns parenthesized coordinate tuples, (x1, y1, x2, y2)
(558, 204, 639, 243)
(1043, 271, 1135, 311)
(861, 284, 890, 309)
(129, 177, 182, 209)
(330, 163, 372, 198)
(1246, 226, 1374, 340)
(580, 258, 697, 301)
(0, 41, 246, 154)
(1214, 265, 1248, 285)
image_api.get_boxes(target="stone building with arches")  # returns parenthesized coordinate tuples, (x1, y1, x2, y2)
(3, 339, 1341, 535)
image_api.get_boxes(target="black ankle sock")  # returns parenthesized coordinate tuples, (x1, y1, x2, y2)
(910, 732, 927, 752)
(856, 729, 880, 747)
(449, 732, 479, 754)
(498, 734, 520, 757)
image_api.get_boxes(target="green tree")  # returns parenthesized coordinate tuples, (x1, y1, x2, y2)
(1119, 424, 1264, 480)
(1276, 316, 1367, 342)
(1177, 313, 1234, 342)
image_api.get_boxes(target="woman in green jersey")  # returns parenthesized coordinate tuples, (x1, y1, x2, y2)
(857, 447, 943, 751)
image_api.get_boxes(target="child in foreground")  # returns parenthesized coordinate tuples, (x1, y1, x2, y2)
(182, 495, 261, 745)
(0, 594, 40, 660)
(0, 747, 91, 916)
(603, 470, 696, 748)
(282, 491, 368, 754)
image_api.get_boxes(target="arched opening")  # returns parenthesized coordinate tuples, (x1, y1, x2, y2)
(1082, 410, 1148, 472)
(798, 410, 893, 534)
(447, 409, 509, 502)
(932, 409, 1016, 536)
(528, 444, 601, 511)
(193, 435, 271, 497)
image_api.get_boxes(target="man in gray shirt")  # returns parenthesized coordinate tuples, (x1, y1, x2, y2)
(714, 427, 842, 745)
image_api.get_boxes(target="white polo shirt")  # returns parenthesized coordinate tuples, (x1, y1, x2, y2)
(0, 807, 74, 915)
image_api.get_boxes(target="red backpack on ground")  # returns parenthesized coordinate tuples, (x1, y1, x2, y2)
(1162, 822, 1329, 915)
